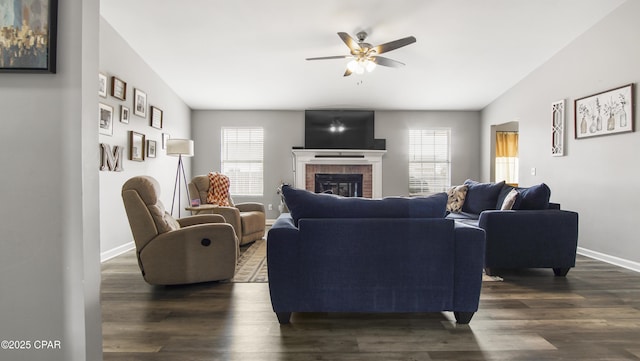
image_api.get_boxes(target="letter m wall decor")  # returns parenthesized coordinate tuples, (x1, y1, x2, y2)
(100, 144, 124, 172)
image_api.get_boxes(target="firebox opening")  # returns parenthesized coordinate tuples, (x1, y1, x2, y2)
(314, 173, 363, 197)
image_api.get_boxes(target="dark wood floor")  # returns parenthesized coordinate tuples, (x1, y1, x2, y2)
(102, 252, 640, 360)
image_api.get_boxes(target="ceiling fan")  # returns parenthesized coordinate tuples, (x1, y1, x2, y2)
(306, 31, 417, 77)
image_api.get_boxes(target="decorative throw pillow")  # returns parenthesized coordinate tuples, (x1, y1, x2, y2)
(500, 188, 519, 210)
(206, 172, 231, 206)
(516, 183, 551, 210)
(462, 179, 505, 214)
(446, 184, 468, 213)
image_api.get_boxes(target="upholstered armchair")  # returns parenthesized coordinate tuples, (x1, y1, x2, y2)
(122, 176, 238, 285)
(188, 175, 266, 245)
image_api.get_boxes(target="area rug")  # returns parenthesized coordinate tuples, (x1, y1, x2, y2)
(231, 239, 268, 282)
(231, 239, 502, 283)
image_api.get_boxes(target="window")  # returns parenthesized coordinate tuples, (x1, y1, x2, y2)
(495, 131, 519, 185)
(409, 129, 451, 195)
(221, 127, 264, 196)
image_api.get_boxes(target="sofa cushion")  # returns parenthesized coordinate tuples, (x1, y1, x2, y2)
(462, 180, 505, 214)
(446, 184, 468, 213)
(496, 183, 552, 210)
(515, 183, 551, 210)
(281, 185, 447, 225)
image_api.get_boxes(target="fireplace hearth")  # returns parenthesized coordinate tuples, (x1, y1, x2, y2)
(292, 149, 386, 198)
(315, 173, 363, 197)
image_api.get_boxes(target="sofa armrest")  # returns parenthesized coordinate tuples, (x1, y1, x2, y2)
(235, 202, 265, 213)
(266, 214, 301, 311)
(479, 209, 578, 268)
(177, 214, 225, 227)
(452, 222, 485, 311)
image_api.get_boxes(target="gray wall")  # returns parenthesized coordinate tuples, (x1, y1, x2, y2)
(192, 110, 304, 219)
(481, 0, 640, 267)
(99, 18, 192, 259)
(0, 0, 102, 360)
(192, 110, 481, 219)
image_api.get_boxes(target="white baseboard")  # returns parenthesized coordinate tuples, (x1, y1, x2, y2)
(577, 247, 640, 273)
(101, 242, 135, 263)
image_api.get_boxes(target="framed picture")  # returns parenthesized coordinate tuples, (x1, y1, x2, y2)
(98, 103, 113, 136)
(147, 140, 157, 158)
(574, 84, 634, 139)
(99, 73, 107, 98)
(120, 105, 130, 124)
(162, 133, 170, 149)
(133, 88, 147, 118)
(0, 0, 58, 73)
(111, 76, 127, 100)
(551, 100, 565, 157)
(150, 106, 163, 129)
(129, 131, 145, 161)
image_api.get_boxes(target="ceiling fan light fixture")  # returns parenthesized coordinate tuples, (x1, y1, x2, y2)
(365, 60, 377, 72)
(347, 59, 360, 72)
(308, 31, 416, 77)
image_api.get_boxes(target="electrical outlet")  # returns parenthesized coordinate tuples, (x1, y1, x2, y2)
(268, 204, 273, 211)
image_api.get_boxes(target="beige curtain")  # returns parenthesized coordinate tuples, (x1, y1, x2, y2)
(495, 131, 518, 157)
(495, 131, 519, 185)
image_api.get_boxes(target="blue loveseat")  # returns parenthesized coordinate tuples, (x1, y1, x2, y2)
(267, 185, 486, 325)
(446, 180, 579, 276)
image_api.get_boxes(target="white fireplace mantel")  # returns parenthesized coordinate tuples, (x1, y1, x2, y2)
(292, 149, 387, 198)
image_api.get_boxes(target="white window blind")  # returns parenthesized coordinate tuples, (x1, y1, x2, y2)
(409, 129, 451, 195)
(221, 127, 264, 196)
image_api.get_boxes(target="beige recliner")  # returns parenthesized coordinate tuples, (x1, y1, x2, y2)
(188, 175, 266, 246)
(122, 176, 238, 285)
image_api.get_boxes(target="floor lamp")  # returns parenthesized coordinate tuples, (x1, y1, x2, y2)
(166, 139, 194, 217)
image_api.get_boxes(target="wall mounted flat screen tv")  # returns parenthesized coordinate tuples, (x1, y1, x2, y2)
(304, 110, 375, 149)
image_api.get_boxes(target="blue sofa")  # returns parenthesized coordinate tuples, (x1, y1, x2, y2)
(446, 180, 579, 276)
(267, 185, 486, 325)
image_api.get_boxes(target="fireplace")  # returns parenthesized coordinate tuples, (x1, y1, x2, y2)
(292, 149, 386, 198)
(315, 173, 363, 197)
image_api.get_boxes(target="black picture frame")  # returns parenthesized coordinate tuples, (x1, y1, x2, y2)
(0, 0, 58, 73)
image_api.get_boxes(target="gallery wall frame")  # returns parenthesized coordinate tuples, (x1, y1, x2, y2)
(129, 131, 145, 161)
(0, 0, 58, 73)
(551, 100, 565, 156)
(120, 105, 130, 124)
(111, 76, 127, 100)
(133, 88, 147, 118)
(150, 106, 163, 129)
(574, 83, 634, 139)
(99, 103, 113, 136)
(147, 140, 157, 158)
(99, 73, 107, 97)
(162, 133, 170, 149)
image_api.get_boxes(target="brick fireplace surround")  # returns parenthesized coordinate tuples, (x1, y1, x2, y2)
(292, 149, 386, 198)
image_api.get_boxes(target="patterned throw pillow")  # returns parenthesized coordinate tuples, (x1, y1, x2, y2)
(446, 184, 468, 213)
(206, 172, 231, 206)
(500, 188, 519, 210)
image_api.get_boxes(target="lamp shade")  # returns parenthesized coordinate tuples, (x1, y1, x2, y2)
(166, 139, 194, 157)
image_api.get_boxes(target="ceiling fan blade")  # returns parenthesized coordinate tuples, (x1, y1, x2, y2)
(373, 36, 416, 54)
(338, 32, 361, 53)
(370, 56, 406, 68)
(343, 68, 353, 77)
(306, 55, 352, 61)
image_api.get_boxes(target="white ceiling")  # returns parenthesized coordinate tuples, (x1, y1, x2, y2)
(100, 0, 626, 111)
